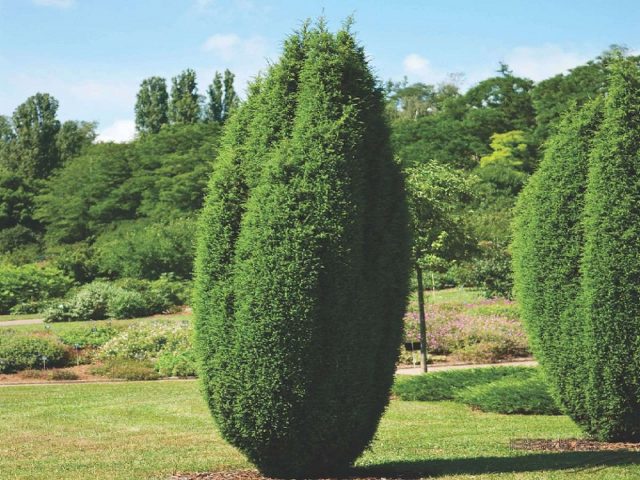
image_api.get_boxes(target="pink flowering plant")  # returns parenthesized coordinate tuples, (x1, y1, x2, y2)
(403, 297, 529, 363)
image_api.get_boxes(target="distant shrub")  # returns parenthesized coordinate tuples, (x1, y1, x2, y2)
(9, 300, 49, 315)
(456, 372, 560, 415)
(47, 242, 97, 283)
(43, 277, 187, 323)
(0, 334, 67, 373)
(21, 369, 47, 379)
(393, 366, 535, 401)
(49, 369, 80, 381)
(98, 322, 191, 361)
(0, 264, 73, 314)
(56, 326, 119, 349)
(70, 281, 113, 320)
(91, 358, 159, 381)
(106, 288, 149, 319)
(93, 218, 195, 280)
(42, 302, 76, 323)
(465, 240, 513, 299)
(114, 275, 190, 313)
(155, 349, 197, 377)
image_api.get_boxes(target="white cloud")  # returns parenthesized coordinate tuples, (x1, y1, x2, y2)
(33, 0, 74, 8)
(202, 33, 267, 61)
(96, 119, 136, 143)
(203, 34, 240, 59)
(402, 53, 446, 84)
(67, 80, 136, 103)
(504, 45, 591, 81)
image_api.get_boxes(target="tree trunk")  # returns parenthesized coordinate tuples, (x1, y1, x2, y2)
(416, 264, 428, 373)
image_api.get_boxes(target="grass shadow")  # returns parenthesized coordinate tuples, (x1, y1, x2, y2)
(355, 450, 640, 478)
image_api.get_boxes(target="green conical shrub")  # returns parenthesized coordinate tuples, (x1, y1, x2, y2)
(513, 58, 640, 441)
(194, 22, 410, 476)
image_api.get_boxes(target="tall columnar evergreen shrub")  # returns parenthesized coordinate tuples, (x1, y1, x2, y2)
(194, 23, 410, 476)
(513, 58, 640, 441)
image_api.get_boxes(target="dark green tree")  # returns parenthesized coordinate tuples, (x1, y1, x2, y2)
(56, 120, 97, 164)
(194, 22, 410, 477)
(36, 142, 138, 244)
(135, 76, 169, 134)
(5, 93, 61, 179)
(169, 69, 200, 125)
(221, 69, 239, 120)
(514, 58, 640, 441)
(205, 72, 224, 122)
(531, 46, 638, 144)
(0, 170, 41, 252)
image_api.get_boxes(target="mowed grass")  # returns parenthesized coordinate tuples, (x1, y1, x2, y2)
(2, 312, 192, 335)
(2, 381, 640, 480)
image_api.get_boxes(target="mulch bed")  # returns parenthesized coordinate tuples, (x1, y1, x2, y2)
(169, 471, 403, 480)
(511, 438, 640, 452)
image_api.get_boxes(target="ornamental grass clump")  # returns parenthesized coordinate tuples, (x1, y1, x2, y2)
(513, 58, 640, 441)
(194, 21, 410, 477)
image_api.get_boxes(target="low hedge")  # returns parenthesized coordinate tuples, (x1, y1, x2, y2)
(456, 372, 561, 415)
(0, 333, 68, 373)
(393, 366, 534, 401)
(43, 276, 189, 322)
(91, 359, 159, 381)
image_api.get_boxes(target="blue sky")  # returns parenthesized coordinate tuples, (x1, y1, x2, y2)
(1, 0, 639, 141)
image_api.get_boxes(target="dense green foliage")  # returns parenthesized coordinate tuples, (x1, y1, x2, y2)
(394, 366, 558, 415)
(513, 58, 640, 441)
(0, 264, 72, 314)
(194, 23, 410, 476)
(43, 276, 188, 322)
(0, 333, 67, 373)
(393, 366, 533, 401)
(135, 76, 169, 134)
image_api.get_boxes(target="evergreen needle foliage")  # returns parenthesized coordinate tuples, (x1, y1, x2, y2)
(513, 58, 640, 441)
(194, 21, 410, 477)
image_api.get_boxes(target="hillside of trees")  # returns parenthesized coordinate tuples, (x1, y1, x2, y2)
(0, 47, 634, 297)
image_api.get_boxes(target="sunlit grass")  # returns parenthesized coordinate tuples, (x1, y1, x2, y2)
(2, 380, 639, 480)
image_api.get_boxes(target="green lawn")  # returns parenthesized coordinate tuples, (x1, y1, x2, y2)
(1, 380, 639, 480)
(2, 312, 192, 334)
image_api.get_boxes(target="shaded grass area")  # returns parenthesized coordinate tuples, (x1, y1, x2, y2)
(393, 366, 535, 401)
(2, 381, 640, 479)
(394, 366, 560, 416)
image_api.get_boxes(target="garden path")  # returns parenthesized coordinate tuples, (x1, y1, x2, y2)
(0, 318, 43, 327)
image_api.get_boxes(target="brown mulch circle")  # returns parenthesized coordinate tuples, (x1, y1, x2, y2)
(511, 438, 640, 452)
(169, 470, 405, 480)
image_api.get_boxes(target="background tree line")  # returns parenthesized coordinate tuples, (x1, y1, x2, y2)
(0, 68, 236, 282)
(0, 47, 635, 296)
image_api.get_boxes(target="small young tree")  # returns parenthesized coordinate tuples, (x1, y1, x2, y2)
(513, 58, 640, 441)
(405, 161, 476, 371)
(194, 22, 410, 477)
